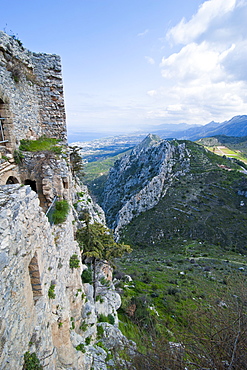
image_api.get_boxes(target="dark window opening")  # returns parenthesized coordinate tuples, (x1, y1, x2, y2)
(6, 176, 19, 184)
(63, 179, 69, 189)
(0, 99, 8, 144)
(24, 179, 37, 192)
(0, 119, 4, 142)
(28, 253, 42, 301)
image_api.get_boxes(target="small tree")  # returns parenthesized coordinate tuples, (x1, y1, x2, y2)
(76, 213, 132, 298)
(69, 146, 85, 179)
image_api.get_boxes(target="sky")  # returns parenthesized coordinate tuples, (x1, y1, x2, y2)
(1, 0, 247, 140)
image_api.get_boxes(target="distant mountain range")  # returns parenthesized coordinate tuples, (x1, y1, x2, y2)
(70, 115, 247, 146)
(154, 115, 247, 140)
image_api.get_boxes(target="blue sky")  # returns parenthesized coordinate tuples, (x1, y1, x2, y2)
(1, 0, 247, 139)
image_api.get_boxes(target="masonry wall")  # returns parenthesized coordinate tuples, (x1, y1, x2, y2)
(0, 31, 67, 151)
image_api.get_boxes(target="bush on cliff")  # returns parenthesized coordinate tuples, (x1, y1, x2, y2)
(23, 351, 43, 370)
(52, 200, 70, 224)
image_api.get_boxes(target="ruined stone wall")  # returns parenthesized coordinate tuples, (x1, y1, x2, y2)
(0, 31, 67, 151)
(0, 184, 128, 370)
(18, 151, 72, 209)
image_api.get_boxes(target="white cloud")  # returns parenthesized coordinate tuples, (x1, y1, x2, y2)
(160, 41, 235, 83)
(149, 0, 247, 125)
(137, 29, 149, 37)
(167, 0, 237, 45)
(147, 90, 158, 97)
(145, 56, 155, 65)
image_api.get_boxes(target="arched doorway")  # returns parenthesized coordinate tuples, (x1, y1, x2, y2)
(24, 179, 37, 192)
(6, 176, 19, 184)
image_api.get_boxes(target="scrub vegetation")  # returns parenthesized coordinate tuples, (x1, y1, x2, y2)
(115, 239, 247, 369)
(19, 136, 63, 154)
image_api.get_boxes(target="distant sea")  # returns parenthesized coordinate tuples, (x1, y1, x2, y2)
(68, 132, 113, 143)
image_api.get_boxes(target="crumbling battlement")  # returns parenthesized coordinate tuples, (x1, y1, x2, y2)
(0, 30, 67, 151)
(0, 31, 70, 205)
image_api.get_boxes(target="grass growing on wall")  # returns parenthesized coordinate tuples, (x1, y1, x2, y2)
(19, 137, 62, 154)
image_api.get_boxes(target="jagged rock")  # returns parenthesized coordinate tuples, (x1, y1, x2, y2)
(99, 322, 136, 354)
(102, 135, 190, 234)
(73, 184, 105, 225)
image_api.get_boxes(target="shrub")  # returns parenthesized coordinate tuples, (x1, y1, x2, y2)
(96, 295, 104, 303)
(48, 284, 55, 299)
(23, 351, 43, 370)
(69, 254, 80, 269)
(100, 277, 111, 287)
(97, 325, 104, 338)
(52, 200, 70, 225)
(85, 336, 91, 345)
(98, 313, 115, 325)
(79, 321, 88, 332)
(13, 149, 24, 164)
(107, 314, 115, 325)
(81, 267, 93, 284)
(75, 343, 85, 353)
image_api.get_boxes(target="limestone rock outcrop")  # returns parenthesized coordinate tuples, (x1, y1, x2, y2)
(0, 184, 131, 369)
(102, 135, 190, 234)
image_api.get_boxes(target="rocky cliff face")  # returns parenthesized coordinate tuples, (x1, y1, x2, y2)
(102, 135, 190, 234)
(0, 183, 132, 370)
(0, 31, 134, 370)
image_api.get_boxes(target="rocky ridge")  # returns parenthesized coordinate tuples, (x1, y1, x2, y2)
(102, 136, 247, 250)
(102, 134, 190, 234)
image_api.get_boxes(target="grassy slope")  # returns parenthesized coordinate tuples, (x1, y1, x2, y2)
(113, 141, 247, 360)
(84, 148, 131, 183)
(81, 137, 247, 364)
(116, 239, 247, 342)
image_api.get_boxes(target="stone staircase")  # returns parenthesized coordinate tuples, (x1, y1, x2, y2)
(0, 148, 17, 178)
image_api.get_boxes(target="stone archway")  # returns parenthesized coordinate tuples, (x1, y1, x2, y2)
(6, 176, 19, 184)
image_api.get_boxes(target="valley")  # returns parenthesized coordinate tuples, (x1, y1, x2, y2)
(80, 132, 247, 368)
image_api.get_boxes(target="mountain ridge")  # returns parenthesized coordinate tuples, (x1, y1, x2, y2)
(157, 115, 247, 140)
(100, 136, 247, 250)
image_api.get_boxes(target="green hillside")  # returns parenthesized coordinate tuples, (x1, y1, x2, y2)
(83, 136, 247, 368)
(121, 155, 247, 251)
(197, 135, 247, 165)
(116, 239, 247, 368)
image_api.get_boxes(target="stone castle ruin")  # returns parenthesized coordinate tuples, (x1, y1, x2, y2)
(0, 31, 128, 370)
(0, 30, 69, 209)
